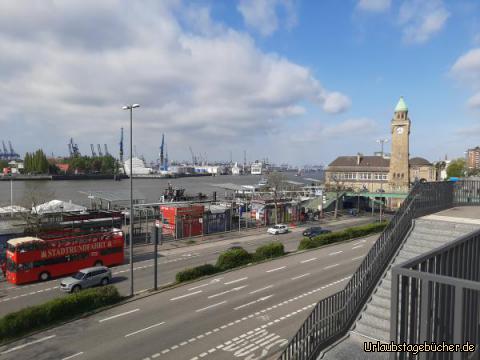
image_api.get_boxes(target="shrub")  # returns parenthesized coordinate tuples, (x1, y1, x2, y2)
(298, 221, 388, 251)
(175, 264, 220, 283)
(254, 242, 285, 261)
(216, 247, 252, 271)
(0, 285, 121, 342)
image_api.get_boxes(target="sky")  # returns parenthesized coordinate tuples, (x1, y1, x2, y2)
(1, 0, 480, 166)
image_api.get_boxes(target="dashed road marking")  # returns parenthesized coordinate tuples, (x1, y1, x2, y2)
(300, 258, 316, 264)
(170, 290, 202, 301)
(266, 266, 286, 273)
(224, 277, 248, 285)
(0, 335, 56, 354)
(291, 273, 310, 280)
(208, 285, 247, 299)
(248, 285, 273, 295)
(352, 244, 364, 249)
(196, 301, 227, 312)
(351, 256, 364, 261)
(329, 251, 343, 256)
(125, 321, 166, 338)
(324, 263, 339, 270)
(98, 308, 140, 323)
(61, 352, 84, 360)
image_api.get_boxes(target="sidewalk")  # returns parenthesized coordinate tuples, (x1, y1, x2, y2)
(127, 215, 375, 257)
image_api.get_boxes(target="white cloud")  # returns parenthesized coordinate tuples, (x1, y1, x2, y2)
(467, 92, 480, 109)
(237, 0, 297, 36)
(0, 1, 349, 159)
(322, 118, 377, 137)
(321, 92, 352, 114)
(357, 0, 391, 13)
(451, 48, 480, 109)
(399, 0, 449, 44)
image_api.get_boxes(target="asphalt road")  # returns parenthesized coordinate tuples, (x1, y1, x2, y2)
(0, 216, 377, 316)
(0, 233, 378, 360)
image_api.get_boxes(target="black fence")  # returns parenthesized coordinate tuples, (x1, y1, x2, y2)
(391, 227, 480, 360)
(278, 181, 478, 360)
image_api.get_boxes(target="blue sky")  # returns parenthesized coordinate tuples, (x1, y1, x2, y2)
(0, 0, 479, 165)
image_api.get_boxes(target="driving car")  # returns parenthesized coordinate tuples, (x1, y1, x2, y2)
(267, 224, 289, 235)
(302, 227, 331, 238)
(60, 266, 112, 293)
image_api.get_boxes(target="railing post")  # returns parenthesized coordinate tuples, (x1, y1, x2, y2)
(418, 279, 429, 360)
(390, 268, 399, 360)
(453, 286, 464, 360)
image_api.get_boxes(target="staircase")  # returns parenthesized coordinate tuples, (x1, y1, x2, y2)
(322, 218, 480, 359)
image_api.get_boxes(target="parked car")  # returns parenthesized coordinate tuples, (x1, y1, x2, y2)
(302, 227, 331, 238)
(60, 266, 112, 293)
(267, 224, 289, 235)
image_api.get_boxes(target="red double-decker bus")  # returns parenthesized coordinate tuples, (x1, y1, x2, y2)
(5, 229, 124, 285)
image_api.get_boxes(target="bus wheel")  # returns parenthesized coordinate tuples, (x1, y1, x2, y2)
(39, 272, 50, 281)
(94, 261, 103, 267)
(71, 285, 81, 293)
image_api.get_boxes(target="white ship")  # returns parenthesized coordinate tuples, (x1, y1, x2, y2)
(251, 161, 262, 175)
(124, 157, 153, 175)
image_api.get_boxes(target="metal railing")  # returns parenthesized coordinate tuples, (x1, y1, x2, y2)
(279, 181, 460, 360)
(390, 227, 480, 360)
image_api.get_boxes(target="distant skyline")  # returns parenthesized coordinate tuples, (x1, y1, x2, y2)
(0, 1, 479, 165)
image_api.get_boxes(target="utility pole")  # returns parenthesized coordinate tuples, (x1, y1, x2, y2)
(376, 138, 388, 157)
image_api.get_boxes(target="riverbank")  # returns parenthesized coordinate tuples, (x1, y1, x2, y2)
(0, 172, 218, 181)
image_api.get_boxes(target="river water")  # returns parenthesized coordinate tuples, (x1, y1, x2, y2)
(0, 173, 323, 207)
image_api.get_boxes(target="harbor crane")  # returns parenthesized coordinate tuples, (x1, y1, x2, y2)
(2, 141, 9, 158)
(104, 144, 109, 156)
(68, 138, 80, 157)
(189, 146, 196, 165)
(97, 144, 103, 157)
(8, 141, 19, 159)
(90, 144, 97, 157)
(159, 134, 165, 170)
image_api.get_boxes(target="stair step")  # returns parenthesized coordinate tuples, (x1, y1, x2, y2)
(370, 295, 390, 310)
(357, 313, 389, 338)
(354, 322, 390, 342)
(374, 287, 391, 299)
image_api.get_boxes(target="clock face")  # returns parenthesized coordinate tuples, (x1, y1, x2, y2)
(396, 127, 404, 134)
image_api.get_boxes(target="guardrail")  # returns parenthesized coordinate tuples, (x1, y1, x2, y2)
(278, 181, 467, 360)
(390, 227, 480, 360)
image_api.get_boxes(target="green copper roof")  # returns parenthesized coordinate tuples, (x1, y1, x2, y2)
(395, 96, 408, 112)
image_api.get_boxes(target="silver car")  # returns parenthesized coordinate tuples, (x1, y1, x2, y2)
(60, 266, 112, 293)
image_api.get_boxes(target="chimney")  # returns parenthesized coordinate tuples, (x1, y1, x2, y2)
(356, 153, 362, 165)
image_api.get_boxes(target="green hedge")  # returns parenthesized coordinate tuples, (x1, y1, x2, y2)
(298, 221, 388, 250)
(216, 248, 253, 271)
(0, 285, 122, 342)
(254, 242, 285, 261)
(175, 264, 220, 283)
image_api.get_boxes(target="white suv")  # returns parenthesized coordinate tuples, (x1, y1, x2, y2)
(267, 224, 289, 235)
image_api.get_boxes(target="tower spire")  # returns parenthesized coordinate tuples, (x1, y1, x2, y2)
(394, 96, 408, 112)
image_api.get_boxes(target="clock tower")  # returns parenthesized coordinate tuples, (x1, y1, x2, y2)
(389, 96, 410, 191)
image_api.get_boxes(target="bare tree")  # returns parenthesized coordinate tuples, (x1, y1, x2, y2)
(18, 184, 56, 236)
(326, 175, 346, 219)
(267, 171, 287, 224)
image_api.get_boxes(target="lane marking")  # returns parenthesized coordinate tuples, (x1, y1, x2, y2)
(170, 290, 202, 301)
(234, 294, 274, 310)
(224, 277, 248, 285)
(266, 266, 286, 273)
(324, 263, 339, 270)
(61, 352, 84, 360)
(248, 285, 273, 295)
(351, 256, 364, 261)
(208, 285, 247, 299)
(0, 335, 56, 354)
(196, 301, 227, 313)
(300, 258, 316, 264)
(125, 322, 166, 338)
(98, 308, 140, 323)
(329, 251, 343, 256)
(188, 283, 210, 291)
(292, 273, 311, 280)
(352, 245, 364, 249)
(141, 276, 350, 360)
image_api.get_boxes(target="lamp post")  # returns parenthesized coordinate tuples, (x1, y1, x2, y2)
(122, 104, 140, 297)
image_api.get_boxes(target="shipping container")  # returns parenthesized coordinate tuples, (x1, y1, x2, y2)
(160, 204, 204, 238)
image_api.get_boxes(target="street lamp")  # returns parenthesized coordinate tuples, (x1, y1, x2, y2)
(122, 104, 140, 297)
